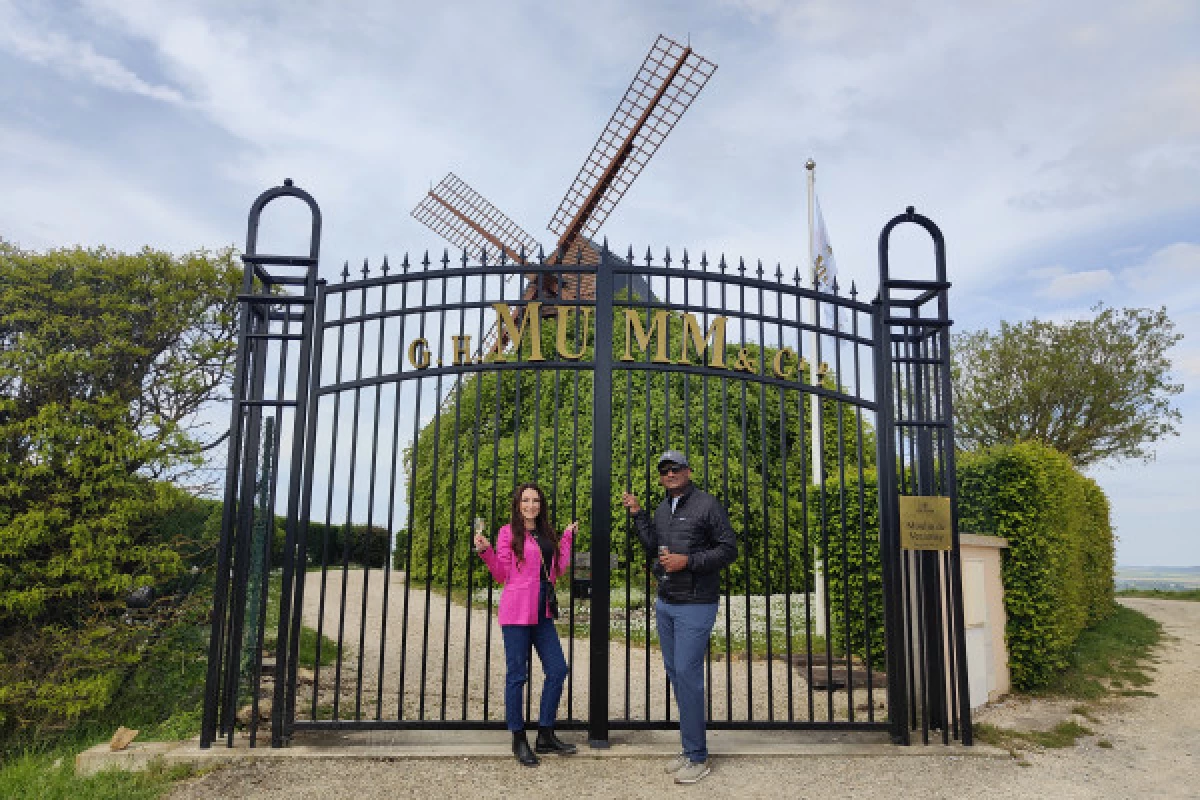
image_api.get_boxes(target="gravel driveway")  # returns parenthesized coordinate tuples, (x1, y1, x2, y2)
(289, 569, 871, 724)
(169, 597, 1200, 799)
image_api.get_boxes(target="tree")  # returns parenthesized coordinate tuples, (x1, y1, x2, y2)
(0, 241, 240, 731)
(951, 306, 1183, 467)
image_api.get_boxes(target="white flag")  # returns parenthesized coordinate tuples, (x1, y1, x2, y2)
(811, 195, 839, 326)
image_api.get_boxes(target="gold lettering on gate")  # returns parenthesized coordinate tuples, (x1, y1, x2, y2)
(730, 347, 755, 373)
(678, 314, 727, 368)
(555, 307, 592, 361)
(620, 309, 671, 363)
(772, 347, 796, 379)
(492, 302, 544, 362)
(407, 338, 431, 370)
(451, 335, 473, 366)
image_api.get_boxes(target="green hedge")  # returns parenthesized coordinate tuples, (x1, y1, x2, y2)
(957, 441, 1115, 690)
(820, 472, 885, 670)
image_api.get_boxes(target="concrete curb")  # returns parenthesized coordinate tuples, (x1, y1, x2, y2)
(76, 730, 1008, 776)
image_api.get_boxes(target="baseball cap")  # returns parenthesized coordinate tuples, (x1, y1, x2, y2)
(656, 450, 689, 470)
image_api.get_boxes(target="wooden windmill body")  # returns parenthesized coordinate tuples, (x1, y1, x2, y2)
(411, 35, 716, 352)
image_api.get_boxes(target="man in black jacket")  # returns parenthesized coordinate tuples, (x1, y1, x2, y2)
(621, 449, 738, 784)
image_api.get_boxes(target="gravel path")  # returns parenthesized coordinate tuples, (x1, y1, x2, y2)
(170, 597, 1200, 799)
(291, 569, 870, 724)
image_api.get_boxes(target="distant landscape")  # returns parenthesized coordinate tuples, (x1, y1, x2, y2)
(1115, 566, 1200, 591)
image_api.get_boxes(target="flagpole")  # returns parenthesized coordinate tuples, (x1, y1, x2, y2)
(806, 158, 826, 637)
(805, 159, 821, 486)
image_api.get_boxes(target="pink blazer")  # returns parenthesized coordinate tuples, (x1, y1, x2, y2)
(478, 523, 573, 626)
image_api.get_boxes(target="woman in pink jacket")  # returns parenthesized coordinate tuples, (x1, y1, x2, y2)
(474, 482, 578, 766)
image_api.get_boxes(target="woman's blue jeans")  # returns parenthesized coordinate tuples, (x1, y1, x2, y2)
(501, 616, 569, 732)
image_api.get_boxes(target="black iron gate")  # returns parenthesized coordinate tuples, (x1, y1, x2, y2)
(202, 184, 971, 749)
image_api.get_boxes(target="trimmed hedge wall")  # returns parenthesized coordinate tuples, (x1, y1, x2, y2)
(820, 472, 886, 671)
(957, 441, 1115, 690)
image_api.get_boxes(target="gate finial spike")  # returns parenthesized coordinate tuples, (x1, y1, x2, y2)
(362, 258, 370, 279)
(498, 247, 508, 267)
(626, 244, 635, 262)
(645, 246, 653, 267)
(459, 248, 468, 268)
(775, 263, 783, 282)
(756, 259, 764, 279)
(832, 275, 840, 293)
(664, 245, 672, 268)
(537, 244, 546, 263)
(682, 248, 690, 270)
(794, 267, 802, 286)
(718, 254, 727, 272)
(341, 261, 350, 281)
(700, 251, 708, 270)
(422, 250, 431, 269)
(737, 256, 745, 274)
(850, 280, 858, 299)
(381, 255, 390, 275)
(441, 249, 451, 268)
(601, 236, 609, 253)
(401, 253, 410, 273)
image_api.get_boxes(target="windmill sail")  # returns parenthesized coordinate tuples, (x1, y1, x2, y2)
(411, 173, 541, 267)
(547, 35, 716, 258)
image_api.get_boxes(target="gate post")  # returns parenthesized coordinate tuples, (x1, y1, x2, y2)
(200, 180, 322, 749)
(588, 242, 615, 747)
(875, 207, 972, 745)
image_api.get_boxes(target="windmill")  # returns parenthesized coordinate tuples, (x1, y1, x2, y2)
(411, 34, 717, 351)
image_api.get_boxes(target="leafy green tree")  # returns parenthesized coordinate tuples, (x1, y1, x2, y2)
(951, 306, 1183, 467)
(0, 241, 240, 731)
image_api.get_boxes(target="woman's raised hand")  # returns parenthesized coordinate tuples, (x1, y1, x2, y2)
(473, 533, 490, 553)
(565, 521, 578, 536)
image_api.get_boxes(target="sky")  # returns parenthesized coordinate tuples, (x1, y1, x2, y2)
(1, 0, 1197, 566)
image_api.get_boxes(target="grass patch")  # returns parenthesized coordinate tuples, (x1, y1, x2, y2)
(1116, 588, 1200, 602)
(263, 572, 338, 668)
(974, 720, 1092, 751)
(1035, 604, 1162, 700)
(974, 604, 1163, 754)
(0, 753, 199, 800)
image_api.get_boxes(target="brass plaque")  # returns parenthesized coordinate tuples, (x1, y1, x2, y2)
(899, 496, 953, 550)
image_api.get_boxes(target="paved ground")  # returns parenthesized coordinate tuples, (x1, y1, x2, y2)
(162, 597, 1200, 799)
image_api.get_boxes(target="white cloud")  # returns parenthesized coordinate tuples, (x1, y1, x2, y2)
(1119, 241, 1200, 294)
(1036, 268, 1115, 299)
(0, 4, 185, 104)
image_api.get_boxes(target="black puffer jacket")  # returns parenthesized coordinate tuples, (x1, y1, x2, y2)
(631, 484, 738, 604)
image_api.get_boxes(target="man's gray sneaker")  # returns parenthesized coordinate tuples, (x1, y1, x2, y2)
(673, 759, 711, 784)
(664, 752, 689, 774)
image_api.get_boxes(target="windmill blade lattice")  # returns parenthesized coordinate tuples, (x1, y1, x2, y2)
(411, 172, 541, 266)
(547, 35, 716, 251)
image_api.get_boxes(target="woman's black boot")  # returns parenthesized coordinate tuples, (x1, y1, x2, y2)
(512, 731, 539, 766)
(535, 726, 577, 755)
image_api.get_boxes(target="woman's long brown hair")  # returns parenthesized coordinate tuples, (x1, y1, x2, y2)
(508, 482, 557, 568)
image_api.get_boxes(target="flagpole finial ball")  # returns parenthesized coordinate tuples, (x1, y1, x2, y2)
(805, 159, 816, 170)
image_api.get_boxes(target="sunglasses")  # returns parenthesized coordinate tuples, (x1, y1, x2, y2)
(658, 464, 686, 476)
